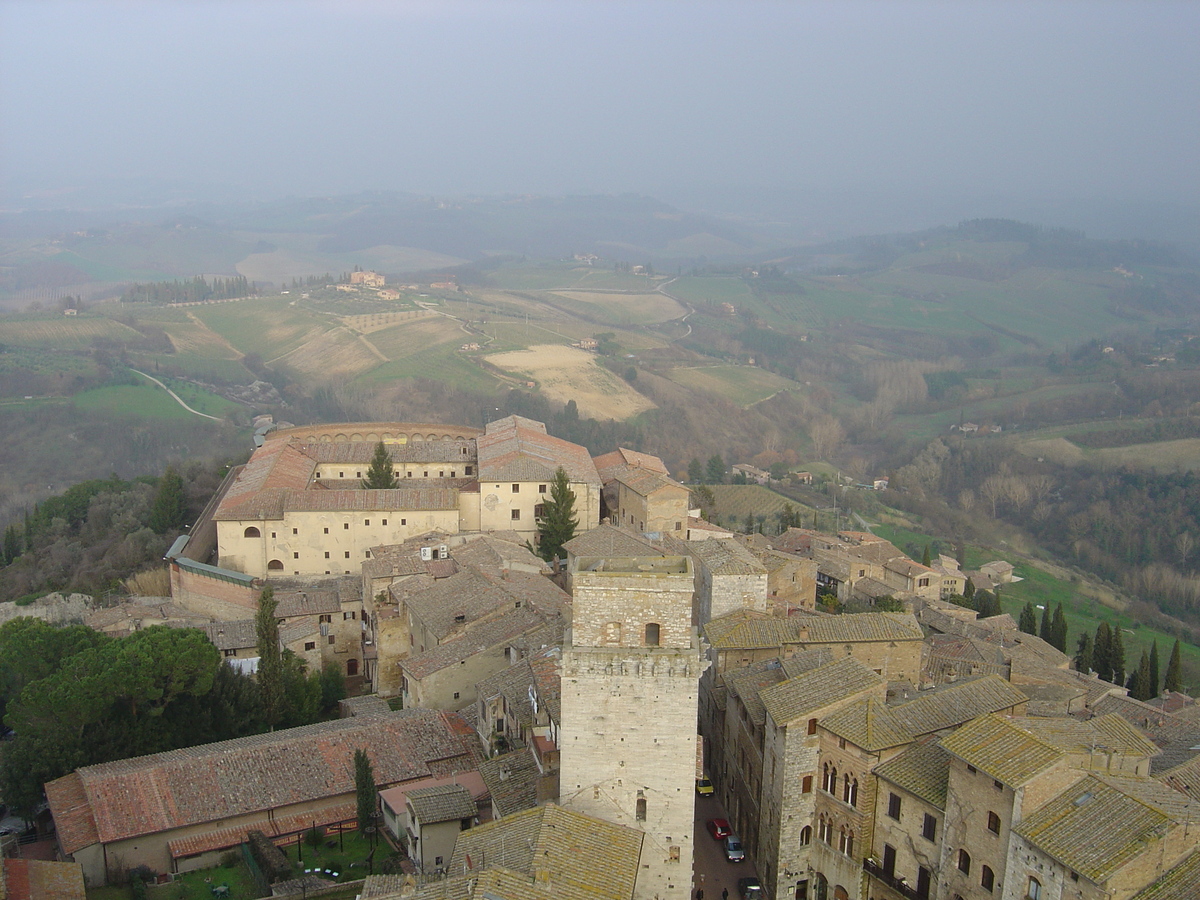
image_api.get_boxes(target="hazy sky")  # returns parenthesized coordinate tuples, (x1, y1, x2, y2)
(2, 0, 1198, 214)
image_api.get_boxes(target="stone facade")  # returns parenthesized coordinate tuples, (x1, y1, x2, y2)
(559, 556, 705, 900)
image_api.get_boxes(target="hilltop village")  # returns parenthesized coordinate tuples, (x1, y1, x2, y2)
(23, 416, 1200, 900)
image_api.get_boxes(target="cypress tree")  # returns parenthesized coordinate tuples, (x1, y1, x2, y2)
(922, 545, 931, 567)
(149, 465, 187, 534)
(255, 587, 284, 728)
(1019, 602, 1038, 635)
(963, 578, 976, 602)
(1111, 626, 1126, 686)
(1093, 623, 1112, 682)
(1164, 640, 1183, 693)
(536, 466, 577, 563)
(2, 524, 20, 565)
(1038, 603, 1052, 642)
(1074, 632, 1093, 674)
(1051, 603, 1068, 652)
(1149, 640, 1160, 698)
(362, 441, 398, 490)
(1129, 650, 1153, 701)
(355, 747, 377, 834)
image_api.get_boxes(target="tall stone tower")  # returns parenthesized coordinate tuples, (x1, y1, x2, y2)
(559, 554, 706, 900)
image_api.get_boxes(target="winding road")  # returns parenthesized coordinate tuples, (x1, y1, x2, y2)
(130, 370, 224, 421)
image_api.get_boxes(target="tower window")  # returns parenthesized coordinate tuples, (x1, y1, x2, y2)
(644, 623, 660, 646)
(636, 798, 646, 821)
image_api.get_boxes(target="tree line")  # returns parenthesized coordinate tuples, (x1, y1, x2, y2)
(120, 275, 253, 305)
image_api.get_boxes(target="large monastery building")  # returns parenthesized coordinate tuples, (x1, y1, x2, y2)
(212, 416, 601, 579)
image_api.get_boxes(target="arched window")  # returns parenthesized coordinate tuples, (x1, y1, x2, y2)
(799, 826, 811, 846)
(243, 526, 261, 538)
(987, 811, 1001, 834)
(849, 778, 859, 807)
(822, 763, 831, 792)
(981, 865, 994, 892)
(957, 850, 971, 875)
(347, 658, 359, 677)
(843, 774, 851, 802)
(267, 559, 284, 571)
(1027, 877, 1042, 900)
(644, 623, 660, 646)
(845, 829, 853, 858)
(802, 775, 813, 793)
(838, 827, 847, 853)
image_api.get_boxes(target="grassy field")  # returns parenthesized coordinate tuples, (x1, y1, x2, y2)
(485, 344, 654, 420)
(547, 290, 686, 326)
(665, 365, 796, 407)
(871, 522, 1200, 691)
(73, 380, 240, 420)
(276, 327, 383, 380)
(0, 315, 139, 348)
(356, 345, 501, 394)
(190, 299, 330, 360)
(488, 263, 664, 292)
(365, 315, 470, 359)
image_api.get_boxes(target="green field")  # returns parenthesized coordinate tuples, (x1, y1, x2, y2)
(73, 379, 239, 420)
(191, 298, 330, 359)
(666, 365, 796, 406)
(0, 315, 139, 348)
(355, 345, 501, 393)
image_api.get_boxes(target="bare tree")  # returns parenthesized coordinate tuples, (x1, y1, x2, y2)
(1176, 531, 1196, 572)
(809, 415, 845, 461)
(958, 489, 976, 513)
(980, 475, 1006, 518)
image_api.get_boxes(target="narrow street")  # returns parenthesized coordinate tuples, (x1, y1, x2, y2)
(693, 792, 761, 900)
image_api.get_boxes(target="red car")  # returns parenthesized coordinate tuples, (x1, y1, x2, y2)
(706, 818, 732, 840)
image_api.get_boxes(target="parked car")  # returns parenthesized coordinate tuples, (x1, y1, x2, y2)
(724, 833, 745, 863)
(738, 876, 763, 899)
(696, 777, 714, 796)
(706, 818, 732, 840)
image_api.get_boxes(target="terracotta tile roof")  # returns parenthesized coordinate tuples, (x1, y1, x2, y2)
(305, 440, 476, 465)
(1092, 693, 1200, 772)
(939, 714, 1064, 786)
(201, 620, 257, 651)
(400, 607, 549, 679)
(44, 773, 98, 855)
(273, 589, 342, 618)
(759, 657, 885, 725)
(592, 448, 668, 483)
(686, 537, 766, 576)
(215, 440, 316, 520)
(2, 859, 86, 900)
(820, 697, 912, 751)
(407, 783, 477, 824)
(1016, 713, 1161, 761)
(449, 804, 642, 900)
(476, 660, 538, 729)
(167, 802, 356, 859)
(529, 651, 562, 724)
(563, 524, 659, 559)
(612, 467, 687, 498)
(874, 738, 952, 808)
(1015, 775, 1188, 883)
(46, 710, 476, 849)
(399, 570, 518, 641)
(889, 675, 1028, 737)
(476, 416, 600, 486)
(1159, 753, 1200, 802)
(726, 658, 790, 726)
(704, 610, 923, 649)
(478, 750, 541, 818)
(280, 619, 318, 646)
(1132, 847, 1200, 900)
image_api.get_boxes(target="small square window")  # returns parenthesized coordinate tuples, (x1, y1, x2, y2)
(271, 532, 277, 539)
(364, 519, 370, 526)
(453, 692, 460, 699)
(465, 465, 473, 475)
(439, 470, 444, 477)
(293, 552, 299, 559)
(450, 471, 456, 478)
(922, 813, 937, 841)
(887, 792, 901, 820)
(356, 471, 361, 478)
(967, 764, 977, 774)
(401, 518, 407, 525)
(328, 635, 336, 645)
(511, 509, 520, 520)
(538, 484, 547, 493)
(512, 483, 520, 493)
(994, 779, 1003, 790)
(323, 527, 329, 534)
(344, 551, 350, 558)
(304, 641, 316, 651)
(325, 552, 330, 559)
(423, 471, 429, 477)
(344, 523, 349, 530)
(315, 471, 321, 478)
(382, 518, 387, 526)
(292, 528, 298, 535)
(406, 471, 413, 477)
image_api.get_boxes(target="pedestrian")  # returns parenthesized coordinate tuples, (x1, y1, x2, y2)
(722, 890, 730, 900)
(696, 891, 704, 900)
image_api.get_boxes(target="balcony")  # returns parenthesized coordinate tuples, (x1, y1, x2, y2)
(863, 858, 924, 900)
